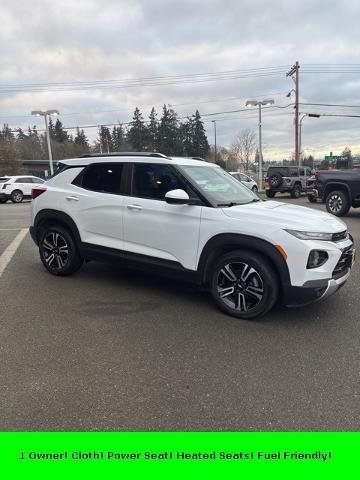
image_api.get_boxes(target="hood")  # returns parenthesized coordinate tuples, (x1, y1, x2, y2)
(222, 200, 347, 233)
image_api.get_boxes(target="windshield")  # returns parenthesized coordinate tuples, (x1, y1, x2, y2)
(180, 165, 259, 206)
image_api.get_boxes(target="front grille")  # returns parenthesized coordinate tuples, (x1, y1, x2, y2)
(332, 230, 348, 242)
(332, 246, 354, 276)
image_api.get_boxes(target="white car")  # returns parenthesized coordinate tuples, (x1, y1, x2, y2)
(0, 175, 45, 203)
(29, 153, 354, 320)
(230, 172, 258, 193)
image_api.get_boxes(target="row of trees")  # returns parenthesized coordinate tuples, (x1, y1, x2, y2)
(0, 105, 210, 165)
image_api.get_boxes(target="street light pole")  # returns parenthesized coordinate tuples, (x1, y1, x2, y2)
(212, 120, 217, 162)
(299, 113, 320, 166)
(31, 109, 59, 175)
(245, 98, 274, 189)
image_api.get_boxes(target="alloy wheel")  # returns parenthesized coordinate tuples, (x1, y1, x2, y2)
(42, 232, 69, 271)
(328, 194, 343, 213)
(216, 262, 264, 312)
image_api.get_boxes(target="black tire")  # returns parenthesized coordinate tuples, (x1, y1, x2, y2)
(0, 198, 7, 203)
(307, 195, 317, 203)
(252, 185, 258, 193)
(268, 172, 283, 188)
(265, 190, 275, 198)
(210, 250, 279, 320)
(39, 225, 83, 276)
(11, 190, 23, 203)
(290, 184, 301, 199)
(326, 190, 350, 217)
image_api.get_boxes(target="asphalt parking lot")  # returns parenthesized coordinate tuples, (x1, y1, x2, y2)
(0, 197, 359, 431)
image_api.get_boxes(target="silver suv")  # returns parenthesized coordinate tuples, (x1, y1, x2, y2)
(265, 166, 312, 198)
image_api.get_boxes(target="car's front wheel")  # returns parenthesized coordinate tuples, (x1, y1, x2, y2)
(290, 184, 301, 198)
(252, 185, 258, 193)
(210, 250, 279, 320)
(39, 225, 83, 276)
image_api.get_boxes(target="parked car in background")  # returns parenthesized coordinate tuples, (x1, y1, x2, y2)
(307, 169, 360, 216)
(230, 172, 258, 192)
(0, 176, 45, 203)
(265, 166, 311, 198)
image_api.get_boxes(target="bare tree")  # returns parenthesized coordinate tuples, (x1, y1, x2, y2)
(230, 129, 256, 171)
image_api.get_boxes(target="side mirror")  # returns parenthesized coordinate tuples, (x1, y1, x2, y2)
(165, 189, 190, 205)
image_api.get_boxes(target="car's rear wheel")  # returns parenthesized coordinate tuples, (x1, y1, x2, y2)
(265, 190, 275, 198)
(290, 184, 301, 198)
(39, 225, 83, 276)
(210, 250, 279, 320)
(326, 190, 350, 217)
(252, 185, 258, 193)
(11, 190, 23, 203)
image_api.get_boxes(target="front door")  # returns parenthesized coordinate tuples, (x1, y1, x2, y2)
(123, 163, 202, 270)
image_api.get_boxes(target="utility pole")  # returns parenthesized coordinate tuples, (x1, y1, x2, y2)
(286, 61, 300, 167)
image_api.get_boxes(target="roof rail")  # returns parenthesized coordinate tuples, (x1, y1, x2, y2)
(79, 152, 168, 159)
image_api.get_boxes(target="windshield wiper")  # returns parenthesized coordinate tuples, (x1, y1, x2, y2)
(217, 202, 240, 207)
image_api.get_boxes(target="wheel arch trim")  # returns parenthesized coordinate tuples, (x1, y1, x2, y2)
(33, 209, 82, 247)
(197, 233, 291, 288)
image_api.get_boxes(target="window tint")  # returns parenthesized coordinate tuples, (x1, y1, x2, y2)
(81, 163, 123, 194)
(299, 168, 305, 176)
(0, 177, 10, 183)
(31, 177, 44, 183)
(289, 168, 298, 177)
(239, 173, 248, 181)
(132, 163, 188, 200)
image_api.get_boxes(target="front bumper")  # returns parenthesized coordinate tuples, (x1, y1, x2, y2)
(283, 268, 351, 307)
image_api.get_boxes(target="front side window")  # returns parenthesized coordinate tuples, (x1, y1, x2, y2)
(180, 165, 258, 206)
(81, 163, 123, 194)
(131, 163, 189, 200)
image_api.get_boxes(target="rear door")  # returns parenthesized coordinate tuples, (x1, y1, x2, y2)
(60, 162, 126, 250)
(122, 162, 202, 270)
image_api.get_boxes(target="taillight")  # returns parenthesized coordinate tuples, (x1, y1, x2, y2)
(2, 183, 10, 189)
(32, 187, 47, 199)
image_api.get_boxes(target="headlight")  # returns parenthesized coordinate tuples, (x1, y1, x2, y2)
(285, 229, 333, 241)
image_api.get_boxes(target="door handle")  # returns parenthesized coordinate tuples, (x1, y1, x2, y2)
(127, 204, 143, 211)
(66, 196, 79, 201)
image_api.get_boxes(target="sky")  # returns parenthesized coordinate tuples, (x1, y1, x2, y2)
(1, 0, 360, 160)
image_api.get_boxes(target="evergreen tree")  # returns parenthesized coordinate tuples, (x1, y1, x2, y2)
(0, 124, 15, 141)
(158, 105, 179, 155)
(189, 110, 209, 158)
(74, 128, 89, 148)
(147, 107, 158, 151)
(127, 108, 147, 150)
(0, 139, 24, 175)
(54, 118, 68, 143)
(98, 126, 113, 153)
(112, 124, 125, 151)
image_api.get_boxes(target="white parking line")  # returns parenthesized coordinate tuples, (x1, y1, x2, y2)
(0, 228, 23, 231)
(0, 228, 28, 277)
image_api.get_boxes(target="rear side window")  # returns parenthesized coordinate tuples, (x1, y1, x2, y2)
(267, 167, 289, 177)
(81, 163, 123, 194)
(31, 177, 44, 183)
(0, 177, 10, 183)
(289, 168, 299, 177)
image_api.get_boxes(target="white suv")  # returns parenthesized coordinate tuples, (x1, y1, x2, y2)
(0, 175, 45, 203)
(30, 153, 355, 320)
